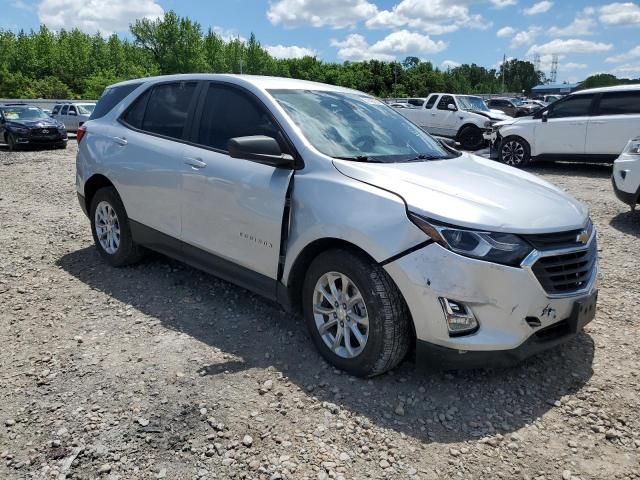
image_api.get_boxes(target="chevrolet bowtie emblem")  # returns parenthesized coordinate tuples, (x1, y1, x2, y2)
(576, 230, 589, 244)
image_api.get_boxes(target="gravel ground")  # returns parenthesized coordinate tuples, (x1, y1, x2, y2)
(1, 142, 639, 480)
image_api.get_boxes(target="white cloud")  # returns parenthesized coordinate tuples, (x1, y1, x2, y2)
(265, 44, 317, 59)
(563, 62, 588, 69)
(606, 45, 640, 63)
(331, 30, 447, 62)
(212, 26, 246, 43)
(441, 59, 461, 69)
(511, 26, 542, 47)
(524, 1, 553, 15)
(599, 2, 640, 26)
(364, 0, 485, 35)
(496, 26, 515, 37)
(611, 63, 640, 77)
(527, 38, 613, 55)
(548, 9, 597, 36)
(491, 0, 517, 8)
(266, 0, 377, 28)
(37, 0, 163, 35)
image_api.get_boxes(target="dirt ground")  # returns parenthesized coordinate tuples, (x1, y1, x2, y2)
(1, 142, 639, 480)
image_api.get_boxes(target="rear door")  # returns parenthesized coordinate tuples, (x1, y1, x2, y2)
(533, 94, 594, 155)
(180, 82, 293, 284)
(586, 90, 640, 155)
(112, 80, 200, 240)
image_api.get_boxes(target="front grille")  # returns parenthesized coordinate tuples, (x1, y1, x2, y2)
(31, 128, 58, 137)
(534, 319, 570, 341)
(531, 241, 597, 295)
(524, 220, 593, 250)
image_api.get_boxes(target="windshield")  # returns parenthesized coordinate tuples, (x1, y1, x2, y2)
(1, 106, 50, 121)
(510, 98, 524, 106)
(457, 96, 490, 112)
(269, 89, 453, 162)
(77, 104, 95, 115)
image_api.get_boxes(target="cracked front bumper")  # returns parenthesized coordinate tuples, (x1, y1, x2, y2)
(384, 240, 598, 367)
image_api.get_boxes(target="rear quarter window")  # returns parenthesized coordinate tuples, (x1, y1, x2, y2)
(90, 83, 142, 120)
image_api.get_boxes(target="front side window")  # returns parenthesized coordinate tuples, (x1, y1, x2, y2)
(61, 105, 69, 115)
(141, 82, 197, 140)
(548, 94, 594, 118)
(425, 95, 438, 109)
(437, 95, 455, 111)
(269, 89, 452, 162)
(197, 84, 280, 151)
(52, 105, 61, 115)
(597, 91, 640, 115)
(69, 106, 77, 114)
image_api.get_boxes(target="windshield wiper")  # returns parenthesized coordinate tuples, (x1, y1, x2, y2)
(332, 155, 382, 163)
(406, 154, 447, 161)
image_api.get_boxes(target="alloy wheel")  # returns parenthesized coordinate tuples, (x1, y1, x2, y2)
(312, 272, 369, 359)
(95, 201, 121, 254)
(501, 140, 525, 165)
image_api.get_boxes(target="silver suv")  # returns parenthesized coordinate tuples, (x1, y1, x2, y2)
(52, 102, 96, 132)
(76, 74, 598, 376)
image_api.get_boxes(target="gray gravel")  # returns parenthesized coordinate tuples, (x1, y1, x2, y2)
(1, 143, 639, 479)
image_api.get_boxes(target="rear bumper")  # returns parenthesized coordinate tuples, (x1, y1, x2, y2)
(612, 177, 638, 206)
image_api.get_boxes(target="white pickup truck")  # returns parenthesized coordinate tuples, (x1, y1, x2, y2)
(393, 94, 509, 150)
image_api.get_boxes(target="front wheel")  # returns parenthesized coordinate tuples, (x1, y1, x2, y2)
(499, 136, 531, 167)
(457, 125, 485, 151)
(302, 249, 411, 377)
(6, 133, 18, 151)
(89, 187, 143, 267)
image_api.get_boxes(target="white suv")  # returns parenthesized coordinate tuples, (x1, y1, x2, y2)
(76, 74, 598, 376)
(489, 85, 640, 167)
(52, 102, 96, 132)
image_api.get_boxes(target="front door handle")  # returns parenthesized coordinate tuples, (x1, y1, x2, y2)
(112, 136, 128, 146)
(184, 157, 207, 169)
(590, 120, 605, 124)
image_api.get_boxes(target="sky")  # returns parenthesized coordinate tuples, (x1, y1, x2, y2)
(2, 0, 640, 82)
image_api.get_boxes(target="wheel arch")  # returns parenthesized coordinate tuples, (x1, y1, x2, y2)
(83, 174, 116, 214)
(455, 122, 482, 139)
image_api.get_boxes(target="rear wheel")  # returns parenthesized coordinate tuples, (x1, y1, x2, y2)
(302, 249, 411, 377)
(457, 125, 485, 151)
(89, 187, 143, 267)
(499, 136, 531, 167)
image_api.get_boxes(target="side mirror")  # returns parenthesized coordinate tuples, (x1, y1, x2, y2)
(541, 111, 549, 123)
(447, 103, 457, 111)
(228, 135, 295, 169)
(68, 111, 77, 116)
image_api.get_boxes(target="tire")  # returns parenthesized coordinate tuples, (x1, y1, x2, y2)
(457, 125, 485, 151)
(6, 133, 18, 151)
(89, 187, 143, 267)
(499, 136, 531, 168)
(302, 249, 411, 377)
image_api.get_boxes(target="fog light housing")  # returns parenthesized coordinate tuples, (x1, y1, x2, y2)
(438, 298, 479, 336)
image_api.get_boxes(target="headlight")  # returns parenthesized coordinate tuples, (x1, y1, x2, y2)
(623, 137, 640, 155)
(11, 126, 29, 134)
(409, 214, 533, 266)
(484, 120, 492, 128)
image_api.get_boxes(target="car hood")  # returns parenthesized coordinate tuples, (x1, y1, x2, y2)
(466, 109, 510, 122)
(332, 153, 588, 234)
(7, 119, 62, 128)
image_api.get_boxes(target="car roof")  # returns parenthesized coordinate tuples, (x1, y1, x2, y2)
(573, 84, 640, 95)
(109, 74, 365, 96)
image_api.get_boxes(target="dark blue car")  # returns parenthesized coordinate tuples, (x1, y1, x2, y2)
(0, 103, 68, 151)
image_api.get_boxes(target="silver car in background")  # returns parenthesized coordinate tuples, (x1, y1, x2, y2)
(52, 102, 96, 132)
(75, 74, 598, 377)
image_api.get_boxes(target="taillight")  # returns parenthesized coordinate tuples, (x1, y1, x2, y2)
(77, 126, 87, 143)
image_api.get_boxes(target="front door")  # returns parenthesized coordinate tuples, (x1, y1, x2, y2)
(180, 82, 292, 283)
(534, 94, 594, 155)
(434, 95, 458, 137)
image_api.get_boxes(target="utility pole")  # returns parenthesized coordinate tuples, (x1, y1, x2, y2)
(501, 54, 506, 93)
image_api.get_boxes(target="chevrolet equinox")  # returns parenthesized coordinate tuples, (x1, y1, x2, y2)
(76, 75, 598, 377)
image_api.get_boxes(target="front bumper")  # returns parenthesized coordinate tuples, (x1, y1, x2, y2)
(483, 130, 501, 159)
(383, 237, 598, 368)
(13, 131, 67, 148)
(612, 156, 639, 207)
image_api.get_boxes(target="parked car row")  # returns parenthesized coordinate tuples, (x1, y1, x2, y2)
(0, 103, 68, 150)
(76, 74, 600, 377)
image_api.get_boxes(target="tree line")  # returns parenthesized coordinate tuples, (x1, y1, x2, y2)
(0, 11, 634, 100)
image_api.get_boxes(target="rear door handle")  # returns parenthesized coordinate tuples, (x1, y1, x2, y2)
(184, 157, 207, 169)
(112, 136, 128, 146)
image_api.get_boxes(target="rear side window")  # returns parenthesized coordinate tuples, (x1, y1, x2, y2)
(597, 91, 640, 115)
(121, 90, 151, 130)
(196, 84, 280, 151)
(61, 105, 69, 115)
(437, 95, 455, 110)
(548, 94, 594, 118)
(141, 82, 197, 140)
(90, 82, 142, 120)
(425, 95, 438, 109)
(407, 98, 424, 107)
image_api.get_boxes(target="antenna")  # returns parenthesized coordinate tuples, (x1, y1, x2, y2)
(550, 54, 558, 83)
